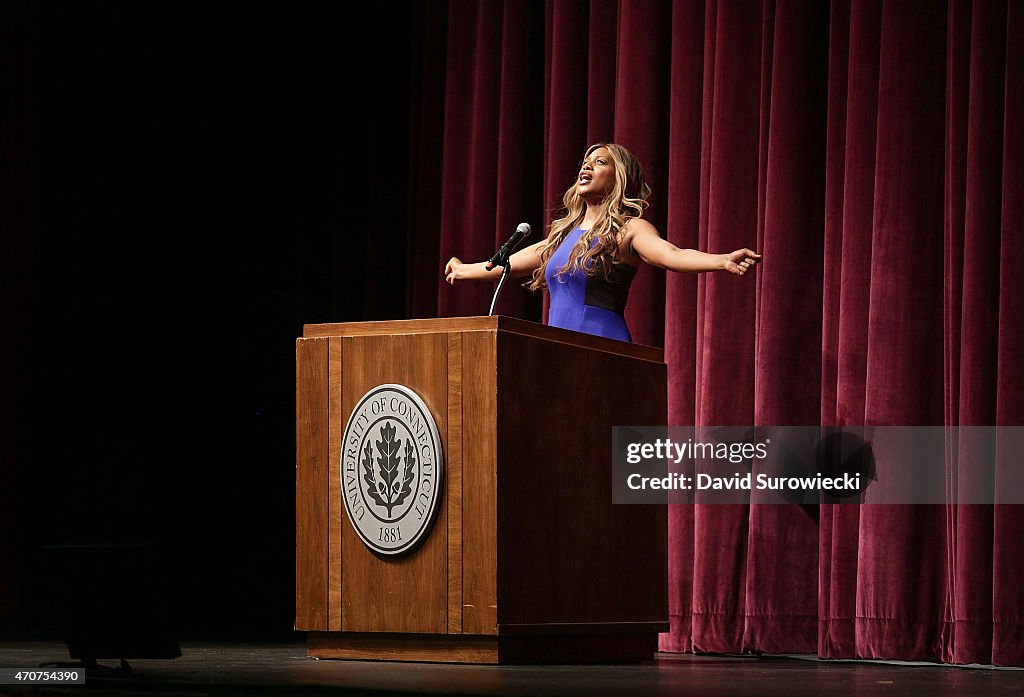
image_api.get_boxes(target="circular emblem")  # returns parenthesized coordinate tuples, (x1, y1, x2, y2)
(340, 384, 444, 555)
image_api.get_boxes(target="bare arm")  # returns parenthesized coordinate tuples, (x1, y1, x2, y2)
(627, 219, 760, 275)
(444, 240, 546, 284)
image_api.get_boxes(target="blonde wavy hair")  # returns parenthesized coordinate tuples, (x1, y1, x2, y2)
(526, 143, 651, 292)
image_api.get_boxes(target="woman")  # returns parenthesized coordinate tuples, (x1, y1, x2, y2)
(444, 143, 760, 342)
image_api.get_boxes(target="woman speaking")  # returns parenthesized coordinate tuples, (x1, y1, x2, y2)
(444, 143, 760, 343)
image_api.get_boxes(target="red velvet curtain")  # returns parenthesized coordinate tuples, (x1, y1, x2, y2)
(407, 0, 1024, 665)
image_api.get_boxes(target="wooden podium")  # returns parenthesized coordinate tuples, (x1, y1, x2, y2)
(295, 316, 667, 663)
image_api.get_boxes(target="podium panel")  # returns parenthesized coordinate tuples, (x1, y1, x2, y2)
(296, 316, 666, 663)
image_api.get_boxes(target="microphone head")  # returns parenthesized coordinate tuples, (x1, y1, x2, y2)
(516, 222, 532, 237)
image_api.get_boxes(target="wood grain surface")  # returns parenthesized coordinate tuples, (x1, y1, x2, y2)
(446, 332, 464, 634)
(339, 333, 449, 634)
(308, 631, 498, 663)
(295, 337, 329, 631)
(299, 318, 667, 662)
(303, 315, 662, 364)
(461, 330, 498, 635)
(327, 337, 343, 631)
(495, 330, 668, 627)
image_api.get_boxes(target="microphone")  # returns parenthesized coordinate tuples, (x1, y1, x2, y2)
(485, 222, 532, 270)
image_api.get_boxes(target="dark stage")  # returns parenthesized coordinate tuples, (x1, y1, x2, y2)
(1, 640, 1021, 697)
(3, 0, 1023, 685)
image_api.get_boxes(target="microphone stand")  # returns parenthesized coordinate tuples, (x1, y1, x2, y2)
(487, 256, 512, 317)
(484, 222, 531, 316)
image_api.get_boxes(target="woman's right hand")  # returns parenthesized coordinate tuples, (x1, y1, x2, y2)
(444, 257, 465, 285)
(444, 241, 543, 284)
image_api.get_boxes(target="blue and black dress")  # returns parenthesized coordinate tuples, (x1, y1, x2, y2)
(544, 225, 637, 343)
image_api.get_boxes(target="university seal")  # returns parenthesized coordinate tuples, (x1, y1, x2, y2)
(340, 384, 444, 555)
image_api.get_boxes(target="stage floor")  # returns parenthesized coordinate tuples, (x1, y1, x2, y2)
(0, 639, 1019, 697)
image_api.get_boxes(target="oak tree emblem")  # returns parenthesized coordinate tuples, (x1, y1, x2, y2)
(361, 420, 417, 517)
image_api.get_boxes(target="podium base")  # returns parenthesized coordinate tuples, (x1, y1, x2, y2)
(307, 624, 665, 664)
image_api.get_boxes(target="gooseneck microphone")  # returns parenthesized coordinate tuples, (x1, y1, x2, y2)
(485, 222, 532, 270)
(487, 222, 532, 316)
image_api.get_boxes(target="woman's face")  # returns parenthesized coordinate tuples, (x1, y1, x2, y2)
(577, 147, 616, 201)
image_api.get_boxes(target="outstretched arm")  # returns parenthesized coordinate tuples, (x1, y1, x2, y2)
(444, 240, 546, 284)
(628, 219, 760, 275)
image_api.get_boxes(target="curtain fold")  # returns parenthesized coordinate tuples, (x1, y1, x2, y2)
(613, 0, 672, 347)
(992, 0, 1024, 667)
(408, 0, 1024, 665)
(818, 0, 879, 657)
(744, 0, 829, 654)
(945, 0, 1006, 664)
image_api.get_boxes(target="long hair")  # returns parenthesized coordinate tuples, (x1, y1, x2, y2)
(526, 143, 651, 292)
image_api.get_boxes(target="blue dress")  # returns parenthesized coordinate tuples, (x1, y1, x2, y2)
(545, 226, 638, 342)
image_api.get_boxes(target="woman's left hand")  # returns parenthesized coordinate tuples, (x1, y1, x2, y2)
(724, 248, 761, 275)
